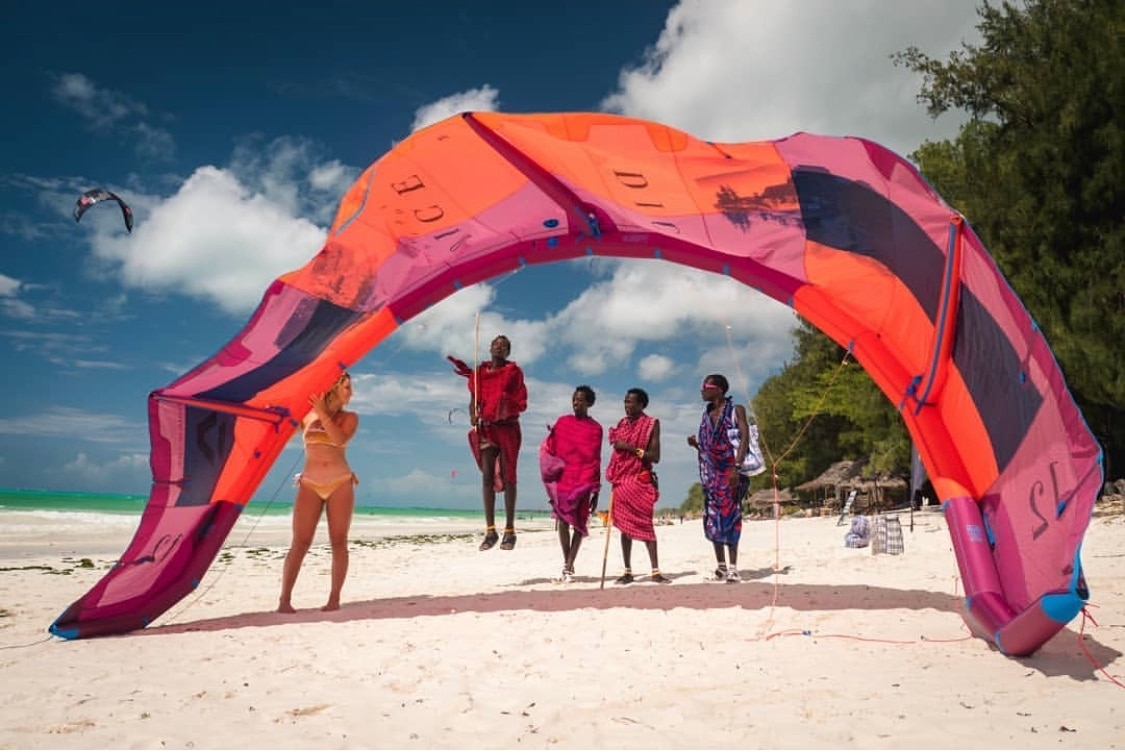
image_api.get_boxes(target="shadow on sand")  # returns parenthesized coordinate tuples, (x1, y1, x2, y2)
(139, 569, 1119, 680)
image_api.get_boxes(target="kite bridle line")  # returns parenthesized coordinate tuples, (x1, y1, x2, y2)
(723, 323, 772, 468)
(150, 450, 303, 630)
(722, 320, 854, 575)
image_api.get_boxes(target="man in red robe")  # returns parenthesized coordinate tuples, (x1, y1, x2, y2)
(448, 334, 528, 551)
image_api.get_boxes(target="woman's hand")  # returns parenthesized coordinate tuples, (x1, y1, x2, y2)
(687, 434, 698, 449)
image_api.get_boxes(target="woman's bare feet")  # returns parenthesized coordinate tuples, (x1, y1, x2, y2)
(277, 601, 296, 614)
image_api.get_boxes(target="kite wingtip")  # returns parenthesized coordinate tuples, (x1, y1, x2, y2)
(48, 622, 78, 640)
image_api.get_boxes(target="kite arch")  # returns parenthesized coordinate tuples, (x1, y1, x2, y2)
(51, 112, 1102, 655)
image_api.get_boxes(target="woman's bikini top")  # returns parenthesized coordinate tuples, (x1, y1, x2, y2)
(303, 416, 347, 449)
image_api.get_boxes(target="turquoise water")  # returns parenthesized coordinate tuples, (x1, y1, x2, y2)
(0, 488, 550, 522)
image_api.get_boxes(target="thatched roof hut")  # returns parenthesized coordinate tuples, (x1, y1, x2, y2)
(793, 460, 910, 512)
(795, 460, 866, 497)
(746, 488, 795, 508)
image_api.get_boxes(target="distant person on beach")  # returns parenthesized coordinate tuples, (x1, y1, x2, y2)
(687, 374, 751, 583)
(278, 372, 359, 613)
(606, 387, 668, 584)
(447, 334, 528, 551)
(540, 385, 603, 583)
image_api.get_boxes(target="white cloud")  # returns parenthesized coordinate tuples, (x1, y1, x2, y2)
(0, 407, 144, 445)
(51, 72, 146, 128)
(394, 280, 552, 367)
(0, 298, 34, 319)
(381, 467, 455, 495)
(548, 260, 797, 380)
(638, 353, 676, 381)
(0, 275, 36, 319)
(0, 273, 21, 297)
(601, 0, 981, 157)
(133, 122, 177, 162)
(60, 451, 150, 487)
(72, 136, 363, 315)
(410, 85, 501, 132)
(51, 72, 176, 161)
(88, 170, 321, 315)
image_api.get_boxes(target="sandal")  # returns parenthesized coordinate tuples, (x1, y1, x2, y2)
(650, 570, 672, 584)
(479, 528, 499, 551)
(499, 528, 517, 550)
(614, 571, 634, 585)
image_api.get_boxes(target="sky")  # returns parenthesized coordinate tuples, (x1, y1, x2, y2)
(0, 0, 983, 510)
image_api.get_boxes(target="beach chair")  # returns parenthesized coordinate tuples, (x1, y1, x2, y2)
(835, 489, 859, 526)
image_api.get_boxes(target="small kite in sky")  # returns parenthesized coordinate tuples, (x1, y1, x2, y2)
(74, 187, 133, 233)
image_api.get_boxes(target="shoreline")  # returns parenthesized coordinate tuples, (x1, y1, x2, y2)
(0, 506, 558, 561)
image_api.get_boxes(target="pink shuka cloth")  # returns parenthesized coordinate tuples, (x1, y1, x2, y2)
(540, 415, 603, 536)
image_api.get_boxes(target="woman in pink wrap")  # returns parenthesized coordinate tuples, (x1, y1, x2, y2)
(540, 385, 603, 583)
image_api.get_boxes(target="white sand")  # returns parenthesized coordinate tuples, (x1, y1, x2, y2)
(0, 506, 1122, 749)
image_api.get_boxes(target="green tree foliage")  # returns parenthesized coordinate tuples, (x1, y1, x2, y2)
(894, 0, 1125, 475)
(679, 482, 705, 516)
(748, 321, 910, 494)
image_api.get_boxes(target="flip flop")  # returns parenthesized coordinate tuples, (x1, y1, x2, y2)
(479, 530, 499, 551)
(499, 529, 517, 550)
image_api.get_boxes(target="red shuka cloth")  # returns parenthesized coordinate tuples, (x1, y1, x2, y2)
(605, 413, 659, 541)
(449, 356, 527, 491)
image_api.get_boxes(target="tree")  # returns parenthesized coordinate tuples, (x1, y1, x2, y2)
(747, 320, 908, 491)
(894, 0, 1125, 476)
(678, 482, 705, 516)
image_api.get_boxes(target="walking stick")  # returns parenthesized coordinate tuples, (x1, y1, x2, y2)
(472, 312, 480, 432)
(599, 489, 616, 590)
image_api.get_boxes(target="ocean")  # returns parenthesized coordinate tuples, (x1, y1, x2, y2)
(0, 488, 551, 524)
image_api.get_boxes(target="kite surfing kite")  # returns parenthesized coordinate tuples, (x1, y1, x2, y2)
(50, 112, 1103, 656)
(74, 187, 134, 233)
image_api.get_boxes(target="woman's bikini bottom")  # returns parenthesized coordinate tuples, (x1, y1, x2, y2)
(298, 472, 358, 502)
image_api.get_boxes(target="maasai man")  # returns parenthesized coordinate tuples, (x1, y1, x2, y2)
(540, 385, 603, 582)
(606, 387, 669, 584)
(686, 374, 751, 583)
(447, 335, 528, 551)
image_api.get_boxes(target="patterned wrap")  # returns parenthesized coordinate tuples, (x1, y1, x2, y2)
(606, 413, 659, 542)
(697, 397, 749, 546)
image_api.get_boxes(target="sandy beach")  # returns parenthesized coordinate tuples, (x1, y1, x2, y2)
(1, 505, 1122, 749)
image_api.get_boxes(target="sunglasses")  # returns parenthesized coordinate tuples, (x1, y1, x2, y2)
(701, 383, 722, 391)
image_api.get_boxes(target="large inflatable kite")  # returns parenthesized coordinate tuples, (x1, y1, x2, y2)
(50, 112, 1103, 655)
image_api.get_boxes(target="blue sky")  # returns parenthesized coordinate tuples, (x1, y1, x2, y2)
(0, 0, 981, 509)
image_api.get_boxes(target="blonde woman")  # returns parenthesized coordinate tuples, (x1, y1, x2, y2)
(278, 372, 359, 612)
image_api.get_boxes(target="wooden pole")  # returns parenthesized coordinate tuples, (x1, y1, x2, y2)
(472, 312, 480, 431)
(599, 489, 616, 590)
